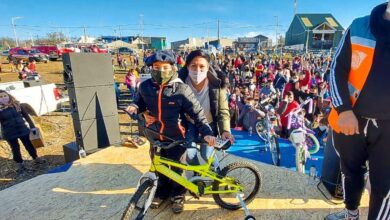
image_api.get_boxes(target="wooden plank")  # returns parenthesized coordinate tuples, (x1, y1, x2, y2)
(0, 146, 369, 220)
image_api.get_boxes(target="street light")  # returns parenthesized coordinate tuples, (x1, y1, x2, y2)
(11, 16, 23, 47)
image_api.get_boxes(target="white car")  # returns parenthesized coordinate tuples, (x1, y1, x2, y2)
(0, 81, 69, 116)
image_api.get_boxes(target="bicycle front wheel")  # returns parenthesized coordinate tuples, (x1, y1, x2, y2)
(306, 133, 320, 154)
(269, 136, 280, 166)
(212, 161, 261, 210)
(121, 179, 154, 220)
(255, 120, 268, 142)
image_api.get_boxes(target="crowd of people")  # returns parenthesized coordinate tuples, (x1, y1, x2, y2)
(121, 49, 333, 146)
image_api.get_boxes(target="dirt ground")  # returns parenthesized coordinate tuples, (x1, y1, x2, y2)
(0, 55, 135, 190)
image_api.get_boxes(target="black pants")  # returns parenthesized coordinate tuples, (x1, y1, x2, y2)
(154, 145, 187, 199)
(333, 117, 390, 220)
(6, 134, 38, 163)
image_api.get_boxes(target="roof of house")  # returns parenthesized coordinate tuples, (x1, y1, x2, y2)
(294, 14, 344, 31)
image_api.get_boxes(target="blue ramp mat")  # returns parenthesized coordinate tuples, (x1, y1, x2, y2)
(228, 129, 324, 176)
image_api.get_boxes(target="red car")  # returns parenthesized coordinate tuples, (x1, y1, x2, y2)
(32, 45, 62, 61)
(90, 44, 108, 53)
(8, 47, 49, 63)
(58, 43, 81, 54)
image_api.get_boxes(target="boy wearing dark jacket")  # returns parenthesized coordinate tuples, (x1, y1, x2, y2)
(126, 50, 215, 214)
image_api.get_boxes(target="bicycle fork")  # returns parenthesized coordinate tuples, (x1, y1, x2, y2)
(136, 172, 159, 216)
(236, 193, 252, 218)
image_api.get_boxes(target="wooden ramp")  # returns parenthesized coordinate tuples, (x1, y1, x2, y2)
(0, 146, 369, 220)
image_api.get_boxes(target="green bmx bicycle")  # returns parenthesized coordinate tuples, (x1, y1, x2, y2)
(121, 114, 262, 220)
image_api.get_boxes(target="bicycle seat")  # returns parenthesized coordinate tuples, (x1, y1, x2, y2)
(153, 140, 186, 150)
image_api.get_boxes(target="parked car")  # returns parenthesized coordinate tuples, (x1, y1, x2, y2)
(58, 43, 81, 54)
(90, 44, 108, 53)
(118, 47, 134, 55)
(8, 47, 49, 63)
(32, 45, 62, 61)
(1, 49, 9, 57)
(0, 80, 69, 139)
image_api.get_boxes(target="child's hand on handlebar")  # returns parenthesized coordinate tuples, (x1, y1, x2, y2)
(126, 106, 137, 115)
(204, 136, 216, 147)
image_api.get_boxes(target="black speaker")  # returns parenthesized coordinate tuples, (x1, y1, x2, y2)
(73, 115, 121, 151)
(62, 53, 114, 87)
(68, 85, 118, 121)
(321, 130, 344, 199)
(62, 53, 121, 155)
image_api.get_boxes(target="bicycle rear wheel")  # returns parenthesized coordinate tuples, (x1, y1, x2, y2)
(121, 179, 154, 220)
(269, 136, 280, 166)
(212, 161, 261, 210)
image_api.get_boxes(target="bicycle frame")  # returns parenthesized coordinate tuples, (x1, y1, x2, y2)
(148, 147, 243, 196)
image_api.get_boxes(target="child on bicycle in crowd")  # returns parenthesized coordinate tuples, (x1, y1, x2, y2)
(125, 50, 216, 214)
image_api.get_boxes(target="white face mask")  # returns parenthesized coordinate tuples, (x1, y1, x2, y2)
(189, 70, 207, 85)
(0, 96, 10, 105)
(319, 125, 327, 131)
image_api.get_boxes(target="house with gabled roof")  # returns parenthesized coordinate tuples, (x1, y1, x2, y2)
(285, 14, 345, 50)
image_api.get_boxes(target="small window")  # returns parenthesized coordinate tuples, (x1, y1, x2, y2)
(326, 17, 339, 27)
(301, 17, 313, 27)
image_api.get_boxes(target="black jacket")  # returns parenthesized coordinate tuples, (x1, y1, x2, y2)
(331, 3, 390, 119)
(131, 74, 213, 141)
(178, 66, 231, 135)
(0, 105, 35, 140)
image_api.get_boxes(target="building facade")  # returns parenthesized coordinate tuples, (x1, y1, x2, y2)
(99, 36, 166, 50)
(233, 34, 270, 51)
(285, 14, 344, 51)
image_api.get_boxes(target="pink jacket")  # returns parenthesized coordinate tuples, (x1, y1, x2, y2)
(125, 74, 137, 88)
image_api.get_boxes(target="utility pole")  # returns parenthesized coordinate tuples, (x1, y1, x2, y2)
(217, 19, 220, 41)
(118, 25, 122, 46)
(83, 25, 87, 43)
(274, 16, 279, 52)
(206, 25, 209, 48)
(294, 0, 298, 15)
(29, 32, 34, 46)
(11, 17, 22, 47)
(305, 30, 310, 53)
(140, 14, 144, 51)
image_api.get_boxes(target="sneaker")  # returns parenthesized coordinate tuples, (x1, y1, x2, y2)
(325, 208, 359, 220)
(33, 157, 47, 165)
(16, 162, 26, 174)
(150, 197, 165, 209)
(171, 195, 185, 214)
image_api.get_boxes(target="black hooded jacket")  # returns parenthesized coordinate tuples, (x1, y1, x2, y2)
(131, 73, 213, 141)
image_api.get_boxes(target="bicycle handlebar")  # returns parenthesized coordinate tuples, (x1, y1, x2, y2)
(122, 109, 210, 150)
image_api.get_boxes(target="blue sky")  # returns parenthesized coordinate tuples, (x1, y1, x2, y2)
(0, 0, 386, 43)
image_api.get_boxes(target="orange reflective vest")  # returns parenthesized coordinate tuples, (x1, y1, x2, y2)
(328, 16, 376, 133)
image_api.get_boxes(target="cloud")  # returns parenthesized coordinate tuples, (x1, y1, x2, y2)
(224, 31, 274, 40)
(244, 31, 261, 37)
(197, 4, 228, 13)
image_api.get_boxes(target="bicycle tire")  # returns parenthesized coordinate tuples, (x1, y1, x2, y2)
(212, 161, 261, 210)
(306, 133, 320, 154)
(295, 146, 305, 173)
(269, 136, 281, 166)
(255, 121, 268, 142)
(121, 179, 154, 220)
